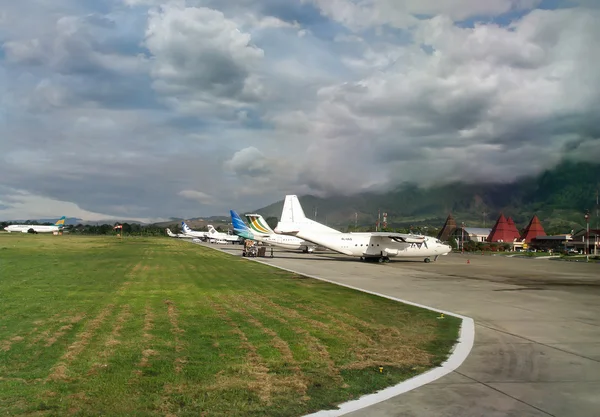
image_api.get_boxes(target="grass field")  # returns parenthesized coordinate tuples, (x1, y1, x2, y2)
(0, 234, 460, 416)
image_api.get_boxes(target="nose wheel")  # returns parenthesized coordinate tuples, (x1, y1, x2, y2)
(424, 258, 431, 263)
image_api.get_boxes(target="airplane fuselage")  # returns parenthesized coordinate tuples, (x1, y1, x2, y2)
(182, 230, 208, 238)
(293, 231, 451, 259)
(4, 225, 62, 233)
(252, 233, 314, 251)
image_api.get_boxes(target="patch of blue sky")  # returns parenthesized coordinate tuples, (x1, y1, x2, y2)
(538, 0, 580, 10)
(457, 0, 577, 28)
(420, 44, 435, 55)
(257, 0, 330, 27)
(363, 25, 413, 45)
(258, 0, 351, 41)
(79, 0, 120, 14)
(84, 10, 149, 56)
(254, 28, 356, 80)
(235, 108, 266, 130)
(457, 11, 527, 28)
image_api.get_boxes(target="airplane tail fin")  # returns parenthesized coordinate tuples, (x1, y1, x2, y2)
(181, 221, 192, 234)
(55, 216, 66, 227)
(276, 195, 340, 234)
(245, 214, 274, 235)
(230, 210, 254, 239)
(280, 195, 306, 223)
(230, 211, 249, 232)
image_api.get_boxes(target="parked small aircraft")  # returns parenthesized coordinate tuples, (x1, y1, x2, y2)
(275, 195, 452, 263)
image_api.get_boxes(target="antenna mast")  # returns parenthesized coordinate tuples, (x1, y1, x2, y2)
(596, 188, 600, 229)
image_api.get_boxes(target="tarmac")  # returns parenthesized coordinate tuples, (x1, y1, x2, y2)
(207, 243, 600, 417)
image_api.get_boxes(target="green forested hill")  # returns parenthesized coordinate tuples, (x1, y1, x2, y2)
(255, 161, 600, 234)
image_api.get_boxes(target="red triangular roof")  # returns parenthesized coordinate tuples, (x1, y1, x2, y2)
(487, 213, 520, 242)
(437, 213, 457, 241)
(520, 215, 546, 243)
(507, 217, 521, 240)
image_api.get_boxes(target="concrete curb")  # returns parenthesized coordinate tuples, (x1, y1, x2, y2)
(195, 243, 475, 417)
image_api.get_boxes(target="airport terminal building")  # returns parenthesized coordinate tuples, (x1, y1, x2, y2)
(439, 213, 599, 254)
(450, 227, 492, 245)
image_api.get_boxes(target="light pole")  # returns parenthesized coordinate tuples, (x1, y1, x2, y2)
(584, 210, 590, 261)
(461, 222, 465, 253)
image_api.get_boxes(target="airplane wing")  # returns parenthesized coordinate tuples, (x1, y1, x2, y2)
(368, 232, 426, 243)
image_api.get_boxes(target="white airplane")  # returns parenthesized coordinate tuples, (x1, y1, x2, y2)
(206, 225, 242, 244)
(181, 221, 210, 239)
(4, 216, 66, 234)
(166, 228, 189, 238)
(230, 210, 317, 253)
(275, 195, 452, 263)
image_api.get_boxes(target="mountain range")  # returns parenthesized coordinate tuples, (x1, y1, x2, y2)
(4, 161, 598, 235)
(254, 161, 600, 234)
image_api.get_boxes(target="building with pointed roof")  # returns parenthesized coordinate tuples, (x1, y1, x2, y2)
(487, 213, 520, 243)
(520, 215, 546, 243)
(506, 217, 521, 241)
(437, 214, 457, 242)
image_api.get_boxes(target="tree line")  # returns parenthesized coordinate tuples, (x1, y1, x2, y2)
(67, 223, 167, 236)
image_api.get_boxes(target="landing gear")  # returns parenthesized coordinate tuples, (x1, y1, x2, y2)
(424, 258, 431, 263)
(378, 256, 390, 263)
(434, 255, 439, 262)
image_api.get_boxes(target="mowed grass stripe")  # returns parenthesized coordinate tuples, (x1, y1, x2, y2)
(0, 234, 459, 416)
(230, 294, 343, 384)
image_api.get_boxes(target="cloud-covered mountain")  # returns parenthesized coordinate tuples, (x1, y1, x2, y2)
(1, 1, 599, 222)
(255, 161, 600, 232)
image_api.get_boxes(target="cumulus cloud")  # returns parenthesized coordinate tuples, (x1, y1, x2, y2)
(144, 4, 265, 117)
(293, 7, 600, 190)
(4, 14, 147, 75)
(0, 0, 599, 221)
(225, 147, 272, 178)
(304, 0, 542, 29)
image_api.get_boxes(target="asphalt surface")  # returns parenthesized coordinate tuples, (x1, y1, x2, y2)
(205, 243, 600, 417)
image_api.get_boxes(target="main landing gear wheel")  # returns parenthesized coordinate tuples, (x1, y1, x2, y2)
(424, 258, 431, 263)
(378, 256, 390, 263)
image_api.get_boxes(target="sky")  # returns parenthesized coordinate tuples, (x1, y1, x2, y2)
(1, 0, 599, 222)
